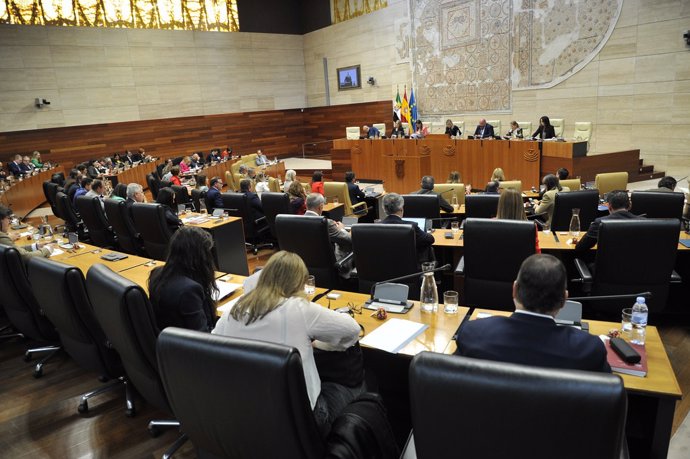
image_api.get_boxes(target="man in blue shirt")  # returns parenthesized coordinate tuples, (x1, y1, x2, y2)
(255, 149, 268, 166)
(73, 177, 93, 206)
(362, 125, 380, 138)
(473, 119, 495, 139)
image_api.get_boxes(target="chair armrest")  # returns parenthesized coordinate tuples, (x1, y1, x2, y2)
(334, 252, 354, 270)
(671, 270, 682, 283)
(527, 212, 547, 223)
(254, 216, 267, 225)
(455, 256, 465, 275)
(573, 258, 593, 284)
(351, 201, 367, 209)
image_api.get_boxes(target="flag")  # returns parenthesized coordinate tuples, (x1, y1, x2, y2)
(394, 86, 401, 121)
(401, 86, 410, 123)
(409, 87, 417, 125)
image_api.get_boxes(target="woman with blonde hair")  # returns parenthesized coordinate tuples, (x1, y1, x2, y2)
(213, 251, 361, 435)
(491, 167, 505, 182)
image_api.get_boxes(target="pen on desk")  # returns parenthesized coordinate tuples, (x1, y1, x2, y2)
(553, 232, 559, 242)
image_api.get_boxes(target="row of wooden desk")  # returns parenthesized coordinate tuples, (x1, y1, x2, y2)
(0, 166, 65, 219)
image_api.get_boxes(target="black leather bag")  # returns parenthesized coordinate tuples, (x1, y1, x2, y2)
(314, 342, 364, 388)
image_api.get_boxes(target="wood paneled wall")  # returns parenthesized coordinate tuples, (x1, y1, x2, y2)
(0, 101, 391, 169)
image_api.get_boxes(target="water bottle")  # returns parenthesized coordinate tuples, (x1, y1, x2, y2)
(569, 208, 580, 239)
(420, 270, 438, 313)
(451, 193, 459, 208)
(631, 297, 648, 345)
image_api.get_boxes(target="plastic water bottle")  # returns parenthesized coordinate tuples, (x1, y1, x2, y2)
(631, 297, 648, 345)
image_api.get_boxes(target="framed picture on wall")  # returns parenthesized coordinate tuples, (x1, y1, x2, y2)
(337, 65, 361, 90)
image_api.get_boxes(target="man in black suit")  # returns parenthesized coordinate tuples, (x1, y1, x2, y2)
(206, 177, 223, 211)
(456, 254, 610, 373)
(19, 156, 34, 174)
(8, 155, 23, 177)
(379, 193, 435, 264)
(345, 171, 365, 205)
(575, 190, 643, 252)
(239, 178, 265, 223)
(412, 175, 454, 213)
(473, 119, 495, 139)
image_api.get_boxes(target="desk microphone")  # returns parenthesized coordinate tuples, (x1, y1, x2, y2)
(568, 291, 652, 302)
(439, 188, 455, 195)
(370, 264, 452, 299)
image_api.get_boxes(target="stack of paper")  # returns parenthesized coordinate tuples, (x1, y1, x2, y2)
(359, 318, 428, 353)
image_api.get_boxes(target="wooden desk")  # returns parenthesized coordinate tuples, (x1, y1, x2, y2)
(322, 202, 345, 221)
(0, 166, 65, 219)
(181, 213, 249, 275)
(468, 308, 681, 459)
(105, 160, 161, 188)
(53, 248, 152, 274)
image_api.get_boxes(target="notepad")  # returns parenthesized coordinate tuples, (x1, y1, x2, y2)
(359, 318, 428, 353)
(212, 282, 242, 302)
(49, 248, 64, 257)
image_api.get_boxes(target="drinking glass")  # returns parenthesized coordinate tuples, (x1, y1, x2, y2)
(304, 275, 316, 295)
(443, 291, 459, 314)
(333, 197, 339, 205)
(542, 222, 551, 234)
(451, 221, 459, 234)
(621, 308, 633, 340)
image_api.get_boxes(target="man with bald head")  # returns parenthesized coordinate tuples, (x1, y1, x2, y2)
(473, 118, 495, 139)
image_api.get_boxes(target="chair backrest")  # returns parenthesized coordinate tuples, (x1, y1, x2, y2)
(560, 178, 581, 191)
(409, 353, 627, 459)
(630, 191, 685, 220)
(463, 218, 536, 310)
(275, 215, 339, 289)
(171, 185, 191, 207)
(351, 224, 418, 295)
(401, 122, 410, 136)
(485, 120, 501, 136)
(593, 219, 680, 313)
(131, 203, 173, 260)
(401, 194, 440, 220)
(573, 121, 592, 141)
(594, 172, 628, 198)
(104, 199, 143, 255)
(346, 126, 360, 139)
(86, 263, 170, 413)
(551, 118, 565, 137)
(0, 245, 58, 342)
(190, 188, 206, 214)
(75, 196, 117, 248)
(372, 123, 386, 136)
(268, 176, 280, 192)
(220, 192, 262, 238)
(464, 194, 500, 218)
(323, 182, 358, 216)
(146, 174, 160, 200)
(551, 189, 600, 232)
(261, 192, 290, 239)
(157, 328, 324, 459)
(498, 180, 522, 193)
(455, 121, 465, 136)
(51, 172, 66, 186)
(43, 181, 60, 216)
(516, 121, 532, 135)
(224, 170, 237, 192)
(55, 191, 81, 232)
(27, 257, 122, 377)
(432, 183, 465, 206)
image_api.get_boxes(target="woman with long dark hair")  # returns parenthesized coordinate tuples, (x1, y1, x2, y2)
(156, 187, 182, 232)
(532, 115, 556, 139)
(148, 226, 219, 332)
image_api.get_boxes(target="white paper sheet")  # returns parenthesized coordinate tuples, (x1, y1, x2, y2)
(359, 318, 428, 353)
(212, 282, 242, 302)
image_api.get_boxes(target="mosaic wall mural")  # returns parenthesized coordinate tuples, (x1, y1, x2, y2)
(410, 0, 622, 115)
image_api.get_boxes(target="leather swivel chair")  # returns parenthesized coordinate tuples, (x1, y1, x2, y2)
(351, 224, 419, 297)
(401, 194, 440, 221)
(486, 120, 501, 136)
(275, 215, 353, 289)
(220, 192, 272, 255)
(456, 219, 536, 310)
(261, 192, 290, 240)
(27, 257, 134, 415)
(104, 199, 146, 256)
(373, 123, 386, 136)
(85, 264, 187, 457)
(191, 188, 206, 214)
(550, 189, 600, 232)
(433, 183, 464, 207)
(224, 170, 237, 192)
(405, 353, 627, 459)
(573, 121, 593, 141)
(574, 219, 681, 314)
(464, 194, 499, 219)
(75, 196, 118, 248)
(560, 178, 582, 191)
(630, 191, 685, 220)
(131, 203, 174, 261)
(551, 118, 565, 137)
(498, 180, 522, 193)
(595, 172, 628, 198)
(43, 181, 61, 217)
(324, 182, 368, 217)
(56, 191, 86, 238)
(51, 172, 66, 186)
(146, 174, 160, 200)
(0, 245, 61, 377)
(157, 328, 325, 459)
(346, 126, 360, 140)
(171, 185, 191, 209)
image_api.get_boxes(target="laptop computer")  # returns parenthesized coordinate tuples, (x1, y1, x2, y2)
(402, 217, 430, 232)
(342, 216, 358, 230)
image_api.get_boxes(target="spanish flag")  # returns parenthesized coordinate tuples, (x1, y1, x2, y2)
(401, 86, 410, 123)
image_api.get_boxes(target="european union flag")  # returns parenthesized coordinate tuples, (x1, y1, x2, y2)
(409, 88, 417, 124)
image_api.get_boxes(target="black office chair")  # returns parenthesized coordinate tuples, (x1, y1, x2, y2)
(630, 191, 685, 220)
(0, 245, 61, 378)
(464, 194, 500, 219)
(275, 215, 353, 289)
(86, 264, 187, 457)
(55, 191, 88, 240)
(261, 192, 291, 240)
(190, 189, 206, 214)
(351, 224, 419, 298)
(456, 219, 536, 310)
(405, 353, 628, 459)
(221, 192, 273, 254)
(75, 196, 118, 248)
(171, 185, 191, 208)
(573, 219, 681, 314)
(401, 194, 440, 226)
(146, 174, 160, 200)
(51, 172, 65, 187)
(131, 203, 174, 261)
(157, 328, 325, 459)
(42, 181, 61, 217)
(204, 192, 218, 213)
(104, 199, 146, 256)
(27, 257, 134, 415)
(550, 189, 599, 232)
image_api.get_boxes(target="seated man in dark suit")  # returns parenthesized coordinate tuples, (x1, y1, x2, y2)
(473, 118, 495, 139)
(456, 254, 610, 373)
(8, 155, 23, 177)
(254, 149, 268, 166)
(239, 178, 265, 223)
(345, 171, 365, 205)
(575, 190, 643, 252)
(412, 175, 454, 213)
(19, 156, 34, 174)
(379, 193, 435, 264)
(206, 177, 223, 211)
(650, 176, 677, 192)
(304, 193, 353, 275)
